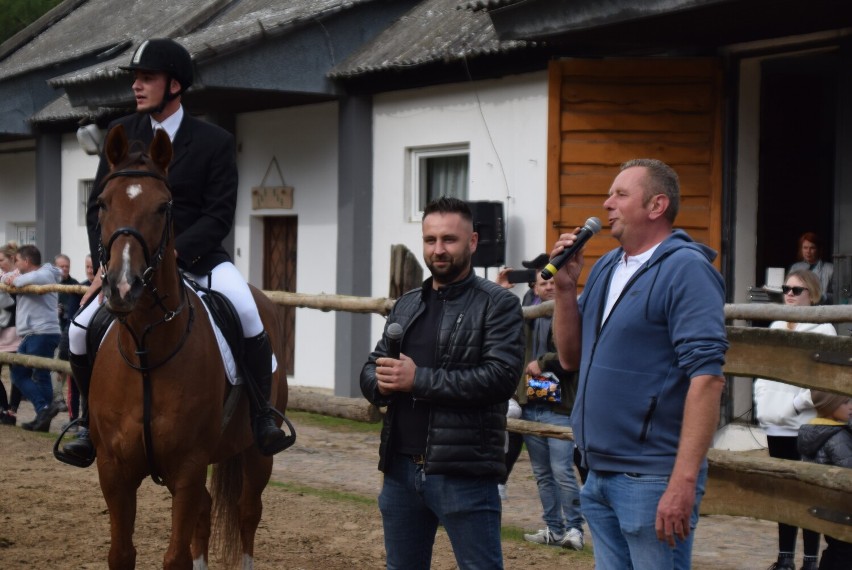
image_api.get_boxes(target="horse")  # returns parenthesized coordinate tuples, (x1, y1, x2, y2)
(87, 124, 290, 569)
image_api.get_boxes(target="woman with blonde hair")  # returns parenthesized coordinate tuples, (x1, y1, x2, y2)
(754, 269, 836, 570)
(0, 241, 22, 425)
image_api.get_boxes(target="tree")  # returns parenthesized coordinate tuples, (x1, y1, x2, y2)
(0, 0, 63, 45)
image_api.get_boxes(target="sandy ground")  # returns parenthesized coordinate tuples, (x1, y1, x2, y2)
(0, 372, 806, 569)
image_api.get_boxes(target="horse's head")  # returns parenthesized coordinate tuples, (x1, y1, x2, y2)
(97, 124, 173, 316)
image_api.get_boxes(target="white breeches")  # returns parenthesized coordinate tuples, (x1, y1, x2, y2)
(69, 261, 263, 356)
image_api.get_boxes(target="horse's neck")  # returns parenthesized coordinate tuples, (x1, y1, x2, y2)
(123, 258, 190, 338)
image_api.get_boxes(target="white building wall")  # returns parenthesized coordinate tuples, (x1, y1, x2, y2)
(236, 102, 339, 389)
(60, 133, 100, 281)
(369, 71, 549, 342)
(0, 145, 36, 247)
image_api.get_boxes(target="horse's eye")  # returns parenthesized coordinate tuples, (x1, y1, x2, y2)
(96, 198, 107, 212)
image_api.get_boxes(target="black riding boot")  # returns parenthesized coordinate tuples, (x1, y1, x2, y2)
(60, 353, 96, 466)
(243, 331, 290, 456)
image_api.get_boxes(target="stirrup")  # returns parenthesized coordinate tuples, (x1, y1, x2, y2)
(53, 419, 96, 468)
(255, 409, 296, 455)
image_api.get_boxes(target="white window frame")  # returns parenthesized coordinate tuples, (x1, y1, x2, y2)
(407, 144, 470, 222)
(79, 179, 94, 226)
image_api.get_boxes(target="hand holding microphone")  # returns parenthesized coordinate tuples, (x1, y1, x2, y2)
(540, 217, 602, 280)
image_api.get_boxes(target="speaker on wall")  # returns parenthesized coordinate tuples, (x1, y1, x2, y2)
(468, 200, 505, 268)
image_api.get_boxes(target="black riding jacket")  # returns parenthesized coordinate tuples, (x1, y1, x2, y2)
(361, 272, 525, 477)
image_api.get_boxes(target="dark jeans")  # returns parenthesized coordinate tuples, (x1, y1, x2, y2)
(378, 453, 503, 570)
(767, 435, 821, 556)
(11, 334, 60, 413)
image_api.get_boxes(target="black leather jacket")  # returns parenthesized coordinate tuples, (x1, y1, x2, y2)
(361, 272, 525, 477)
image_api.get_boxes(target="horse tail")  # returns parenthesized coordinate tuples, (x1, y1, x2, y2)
(210, 454, 243, 568)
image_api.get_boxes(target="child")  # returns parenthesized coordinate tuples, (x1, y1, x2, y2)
(797, 390, 852, 570)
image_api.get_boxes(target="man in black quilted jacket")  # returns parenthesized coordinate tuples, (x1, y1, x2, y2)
(361, 196, 524, 570)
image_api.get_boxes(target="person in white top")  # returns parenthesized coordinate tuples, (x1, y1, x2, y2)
(754, 268, 836, 570)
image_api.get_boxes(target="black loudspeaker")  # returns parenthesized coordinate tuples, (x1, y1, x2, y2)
(468, 201, 505, 268)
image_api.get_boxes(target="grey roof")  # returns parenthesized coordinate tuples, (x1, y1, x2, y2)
(27, 93, 124, 124)
(330, 0, 529, 78)
(459, 0, 523, 10)
(49, 0, 378, 88)
(0, 0, 231, 82)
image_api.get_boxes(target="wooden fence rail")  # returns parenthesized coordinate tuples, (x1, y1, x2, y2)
(1, 285, 849, 539)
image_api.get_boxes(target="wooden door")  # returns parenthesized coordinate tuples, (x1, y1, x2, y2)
(546, 58, 724, 286)
(263, 216, 297, 375)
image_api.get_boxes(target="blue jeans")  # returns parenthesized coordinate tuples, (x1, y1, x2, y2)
(581, 467, 708, 570)
(378, 453, 503, 569)
(11, 334, 60, 413)
(522, 403, 583, 535)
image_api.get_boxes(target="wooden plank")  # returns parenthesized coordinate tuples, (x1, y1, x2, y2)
(561, 140, 712, 165)
(562, 110, 714, 133)
(703, 450, 852, 542)
(559, 58, 720, 79)
(724, 327, 852, 394)
(561, 83, 714, 112)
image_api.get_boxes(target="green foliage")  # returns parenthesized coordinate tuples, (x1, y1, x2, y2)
(0, 0, 63, 45)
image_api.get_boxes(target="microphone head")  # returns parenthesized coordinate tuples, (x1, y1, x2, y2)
(585, 217, 602, 234)
(386, 322, 403, 340)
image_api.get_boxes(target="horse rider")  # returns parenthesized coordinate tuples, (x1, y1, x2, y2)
(61, 38, 290, 465)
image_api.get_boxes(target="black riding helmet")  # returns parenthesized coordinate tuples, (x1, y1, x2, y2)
(120, 39, 193, 111)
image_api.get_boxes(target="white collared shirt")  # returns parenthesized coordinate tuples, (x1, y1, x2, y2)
(149, 104, 184, 142)
(602, 243, 661, 325)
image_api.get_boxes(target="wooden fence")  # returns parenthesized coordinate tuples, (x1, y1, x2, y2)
(2, 284, 850, 540)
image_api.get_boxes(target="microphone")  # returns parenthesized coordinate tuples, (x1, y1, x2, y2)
(540, 217, 602, 280)
(386, 322, 403, 359)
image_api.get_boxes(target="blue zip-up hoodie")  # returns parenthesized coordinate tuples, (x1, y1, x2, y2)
(572, 230, 728, 475)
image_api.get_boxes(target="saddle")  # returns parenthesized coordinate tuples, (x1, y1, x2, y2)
(85, 278, 245, 369)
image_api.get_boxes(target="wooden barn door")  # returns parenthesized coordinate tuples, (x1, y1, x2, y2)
(546, 58, 724, 286)
(263, 216, 297, 375)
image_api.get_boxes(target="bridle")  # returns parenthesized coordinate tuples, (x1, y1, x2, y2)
(99, 167, 195, 485)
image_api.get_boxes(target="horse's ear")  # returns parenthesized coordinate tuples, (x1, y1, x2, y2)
(104, 124, 129, 168)
(150, 129, 172, 174)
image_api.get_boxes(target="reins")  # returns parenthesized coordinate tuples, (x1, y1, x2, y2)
(99, 167, 195, 486)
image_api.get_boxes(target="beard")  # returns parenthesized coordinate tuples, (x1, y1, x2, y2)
(426, 249, 472, 286)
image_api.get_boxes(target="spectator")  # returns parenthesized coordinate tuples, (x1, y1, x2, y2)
(789, 232, 834, 305)
(53, 254, 81, 414)
(797, 391, 852, 570)
(519, 270, 585, 551)
(360, 196, 525, 569)
(0, 242, 22, 426)
(9, 245, 62, 432)
(552, 159, 728, 569)
(755, 269, 835, 570)
(494, 253, 550, 502)
(64, 254, 95, 433)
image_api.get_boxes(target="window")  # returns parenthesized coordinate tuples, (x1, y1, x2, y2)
(15, 224, 36, 246)
(409, 145, 469, 221)
(79, 179, 94, 226)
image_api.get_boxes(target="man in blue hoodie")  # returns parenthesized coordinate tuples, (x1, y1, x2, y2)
(551, 159, 728, 569)
(10, 244, 62, 432)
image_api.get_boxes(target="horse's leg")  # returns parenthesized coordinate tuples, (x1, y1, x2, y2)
(239, 448, 273, 568)
(163, 464, 208, 570)
(97, 460, 142, 570)
(190, 487, 212, 569)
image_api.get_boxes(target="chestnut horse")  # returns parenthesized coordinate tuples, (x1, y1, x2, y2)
(89, 124, 288, 569)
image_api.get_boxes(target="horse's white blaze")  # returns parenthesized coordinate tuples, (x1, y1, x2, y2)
(125, 183, 142, 200)
(117, 243, 132, 298)
(242, 554, 254, 569)
(192, 556, 208, 570)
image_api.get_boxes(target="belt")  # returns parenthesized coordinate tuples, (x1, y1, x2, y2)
(409, 454, 426, 465)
